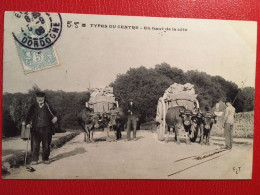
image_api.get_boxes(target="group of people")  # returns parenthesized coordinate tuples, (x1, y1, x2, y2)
(25, 92, 235, 166)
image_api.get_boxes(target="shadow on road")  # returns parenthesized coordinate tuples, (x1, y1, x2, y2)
(126, 136, 144, 141)
(94, 136, 113, 142)
(50, 147, 87, 162)
(134, 136, 144, 141)
(94, 135, 145, 142)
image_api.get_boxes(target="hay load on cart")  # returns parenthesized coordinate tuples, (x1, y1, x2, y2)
(88, 86, 118, 114)
(155, 83, 199, 141)
(87, 87, 125, 141)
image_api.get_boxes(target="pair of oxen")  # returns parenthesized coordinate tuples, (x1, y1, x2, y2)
(77, 107, 126, 143)
(164, 106, 217, 145)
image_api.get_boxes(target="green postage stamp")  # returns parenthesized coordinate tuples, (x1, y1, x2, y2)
(15, 42, 59, 74)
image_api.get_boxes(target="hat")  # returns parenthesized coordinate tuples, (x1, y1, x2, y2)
(36, 92, 45, 97)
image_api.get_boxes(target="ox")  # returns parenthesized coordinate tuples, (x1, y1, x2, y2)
(106, 108, 126, 140)
(77, 106, 126, 142)
(77, 107, 100, 143)
(200, 112, 217, 145)
(189, 111, 217, 145)
(165, 106, 194, 144)
(190, 112, 204, 143)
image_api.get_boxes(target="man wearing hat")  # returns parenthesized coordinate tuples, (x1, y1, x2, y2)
(222, 98, 236, 150)
(26, 92, 57, 165)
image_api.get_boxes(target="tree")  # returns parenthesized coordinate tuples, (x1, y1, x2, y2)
(112, 66, 172, 122)
(211, 76, 239, 103)
(186, 71, 239, 109)
(2, 86, 91, 137)
(3, 63, 253, 136)
(2, 110, 20, 137)
(155, 63, 186, 83)
(186, 70, 217, 108)
(111, 64, 245, 122)
(233, 87, 255, 112)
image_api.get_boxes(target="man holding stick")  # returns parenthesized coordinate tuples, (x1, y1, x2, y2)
(26, 92, 57, 165)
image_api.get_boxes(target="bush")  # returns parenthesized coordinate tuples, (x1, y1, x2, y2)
(2, 110, 20, 137)
(2, 90, 90, 137)
(211, 112, 254, 138)
(140, 121, 157, 131)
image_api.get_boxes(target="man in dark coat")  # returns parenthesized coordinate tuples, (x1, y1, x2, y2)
(126, 99, 139, 141)
(26, 92, 57, 165)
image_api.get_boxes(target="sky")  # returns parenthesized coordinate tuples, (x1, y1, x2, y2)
(3, 13, 257, 93)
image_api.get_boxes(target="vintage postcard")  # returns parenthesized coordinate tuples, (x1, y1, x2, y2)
(2, 12, 257, 179)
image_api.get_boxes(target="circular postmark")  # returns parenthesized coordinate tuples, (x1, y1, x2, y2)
(12, 12, 62, 50)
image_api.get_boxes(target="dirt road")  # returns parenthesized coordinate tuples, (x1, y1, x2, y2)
(4, 130, 253, 179)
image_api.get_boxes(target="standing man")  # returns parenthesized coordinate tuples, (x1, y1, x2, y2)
(26, 92, 57, 165)
(222, 99, 236, 150)
(126, 99, 139, 141)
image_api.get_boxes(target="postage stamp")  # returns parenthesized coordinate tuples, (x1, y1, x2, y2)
(11, 12, 62, 73)
(15, 41, 59, 74)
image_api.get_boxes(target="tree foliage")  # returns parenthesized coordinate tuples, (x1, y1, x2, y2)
(44, 90, 90, 127)
(3, 63, 255, 137)
(111, 66, 173, 122)
(233, 87, 255, 112)
(111, 63, 254, 122)
(3, 87, 90, 137)
(185, 71, 239, 108)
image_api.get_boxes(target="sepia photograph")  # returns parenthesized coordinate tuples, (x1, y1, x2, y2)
(2, 11, 257, 179)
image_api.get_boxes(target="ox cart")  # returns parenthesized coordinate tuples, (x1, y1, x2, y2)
(156, 83, 200, 142)
(88, 87, 123, 141)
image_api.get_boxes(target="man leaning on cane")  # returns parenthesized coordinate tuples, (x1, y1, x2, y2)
(26, 92, 57, 165)
(222, 98, 235, 150)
